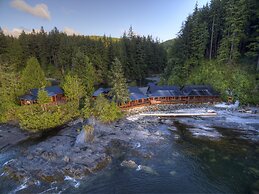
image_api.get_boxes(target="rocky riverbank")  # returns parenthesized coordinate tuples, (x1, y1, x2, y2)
(1, 104, 259, 191)
(1, 114, 166, 186)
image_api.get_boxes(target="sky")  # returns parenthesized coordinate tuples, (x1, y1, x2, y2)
(0, 0, 210, 41)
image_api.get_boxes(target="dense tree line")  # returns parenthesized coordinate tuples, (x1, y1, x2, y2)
(0, 56, 123, 129)
(0, 26, 166, 128)
(0, 27, 144, 129)
(162, 0, 259, 103)
(0, 26, 166, 85)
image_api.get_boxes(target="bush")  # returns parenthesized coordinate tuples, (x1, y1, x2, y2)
(81, 97, 93, 119)
(17, 102, 80, 131)
(18, 105, 63, 131)
(83, 124, 94, 142)
(0, 104, 19, 123)
(188, 60, 255, 104)
(93, 95, 122, 123)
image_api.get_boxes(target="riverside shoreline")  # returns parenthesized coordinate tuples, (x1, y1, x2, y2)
(1, 104, 258, 188)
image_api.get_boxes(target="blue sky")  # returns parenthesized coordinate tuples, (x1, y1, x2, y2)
(0, 0, 210, 41)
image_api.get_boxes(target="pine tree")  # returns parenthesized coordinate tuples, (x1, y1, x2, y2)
(62, 74, 85, 106)
(38, 26, 49, 70)
(72, 50, 97, 96)
(48, 27, 61, 68)
(21, 57, 46, 92)
(5, 38, 23, 71)
(37, 88, 51, 111)
(218, 0, 249, 64)
(37, 88, 51, 105)
(245, 0, 259, 71)
(82, 97, 93, 119)
(0, 27, 8, 62)
(109, 58, 129, 103)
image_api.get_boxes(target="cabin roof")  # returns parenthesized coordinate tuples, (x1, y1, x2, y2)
(147, 83, 182, 97)
(93, 87, 111, 97)
(19, 94, 37, 101)
(30, 86, 64, 97)
(128, 87, 148, 100)
(19, 86, 63, 101)
(181, 85, 219, 96)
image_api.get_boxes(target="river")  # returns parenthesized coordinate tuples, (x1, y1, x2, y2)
(0, 108, 259, 193)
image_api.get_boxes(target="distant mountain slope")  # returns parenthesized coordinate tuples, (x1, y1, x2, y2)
(160, 39, 175, 53)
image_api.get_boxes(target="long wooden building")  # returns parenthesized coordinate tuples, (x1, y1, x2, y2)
(119, 87, 150, 109)
(181, 85, 220, 104)
(93, 83, 221, 109)
(147, 83, 186, 104)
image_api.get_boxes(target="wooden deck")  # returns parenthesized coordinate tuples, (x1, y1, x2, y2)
(140, 112, 217, 117)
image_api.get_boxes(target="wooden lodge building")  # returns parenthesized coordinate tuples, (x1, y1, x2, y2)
(92, 83, 220, 109)
(181, 85, 220, 104)
(19, 83, 220, 108)
(19, 86, 65, 105)
(147, 83, 185, 104)
(119, 87, 149, 109)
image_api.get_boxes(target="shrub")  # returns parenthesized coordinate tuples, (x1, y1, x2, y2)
(81, 97, 93, 119)
(93, 95, 122, 123)
(17, 102, 80, 131)
(83, 124, 94, 142)
(18, 105, 63, 131)
(188, 60, 255, 103)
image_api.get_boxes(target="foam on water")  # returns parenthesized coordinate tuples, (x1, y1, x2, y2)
(136, 165, 142, 171)
(188, 126, 222, 139)
(11, 179, 29, 193)
(127, 114, 142, 121)
(2, 159, 15, 167)
(135, 142, 141, 148)
(64, 176, 80, 188)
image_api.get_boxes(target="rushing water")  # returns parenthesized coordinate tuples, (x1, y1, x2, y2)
(0, 119, 259, 194)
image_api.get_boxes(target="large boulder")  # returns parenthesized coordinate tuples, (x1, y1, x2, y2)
(120, 160, 138, 169)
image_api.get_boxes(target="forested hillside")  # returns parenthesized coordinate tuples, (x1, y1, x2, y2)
(0, 26, 166, 84)
(162, 0, 259, 103)
(0, 26, 166, 126)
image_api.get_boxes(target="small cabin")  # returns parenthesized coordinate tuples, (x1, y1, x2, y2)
(181, 85, 220, 103)
(20, 86, 65, 105)
(119, 87, 149, 109)
(147, 83, 185, 104)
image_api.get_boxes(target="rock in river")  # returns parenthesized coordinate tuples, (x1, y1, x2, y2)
(139, 165, 159, 176)
(121, 160, 138, 169)
(170, 170, 176, 176)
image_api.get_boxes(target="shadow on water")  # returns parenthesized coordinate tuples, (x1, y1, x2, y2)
(173, 120, 259, 193)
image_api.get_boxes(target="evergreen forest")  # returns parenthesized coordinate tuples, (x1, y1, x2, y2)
(162, 0, 259, 103)
(0, 0, 258, 130)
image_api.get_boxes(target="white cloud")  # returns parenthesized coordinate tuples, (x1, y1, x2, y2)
(3, 27, 81, 37)
(11, 0, 51, 20)
(3, 27, 28, 37)
(63, 27, 80, 36)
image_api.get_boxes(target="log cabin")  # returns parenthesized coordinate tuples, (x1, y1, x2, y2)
(20, 86, 65, 105)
